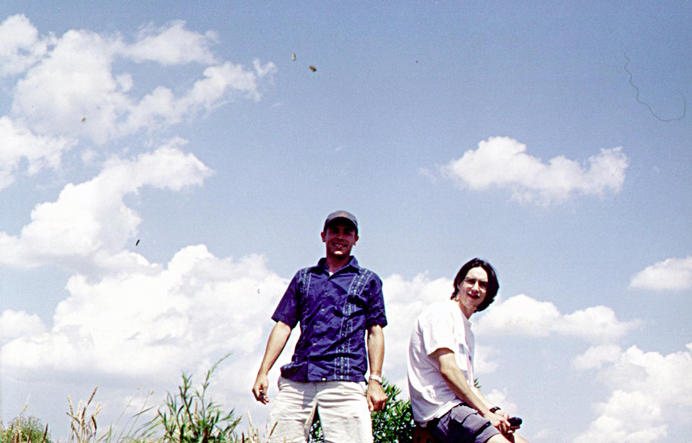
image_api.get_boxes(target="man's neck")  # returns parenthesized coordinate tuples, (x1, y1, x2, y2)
(457, 299, 475, 320)
(325, 255, 351, 273)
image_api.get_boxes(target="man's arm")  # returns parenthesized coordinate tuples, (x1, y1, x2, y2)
(366, 324, 387, 411)
(432, 348, 510, 434)
(251, 321, 292, 404)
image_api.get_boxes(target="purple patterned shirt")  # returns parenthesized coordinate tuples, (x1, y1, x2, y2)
(272, 256, 387, 382)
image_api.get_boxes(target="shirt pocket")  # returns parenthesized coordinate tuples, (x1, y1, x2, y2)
(345, 292, 367, 317)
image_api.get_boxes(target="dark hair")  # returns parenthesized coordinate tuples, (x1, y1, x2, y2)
(451, 258, 499, 312)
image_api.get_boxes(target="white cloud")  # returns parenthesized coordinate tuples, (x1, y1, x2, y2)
(0, 139, 211, 272)
(253, 59, 278, 78)
(0, 264, 674, 440)
(9, 21, 273, 144)
(122, 20, 217, 65)
(381, 273, 456, 378)
(0, 245, 288, 436)
(475, 344, 499, 375)
(11, 28, 127, 144)
(0, 15, 50, 76)
(121, 61, 270, 135)
(574, 343, 692, 442)
(0, 309, 46, 343)
(0, 117, 75, 190)
(475, 294, 638, 343)
(630, 256, 692, 291)
(484, 388, 519, 417)
(555, 306, 637, 343)
(572, 344, 621, 370)
(441, 137, 628, 205)
(2, 246, 285, 377)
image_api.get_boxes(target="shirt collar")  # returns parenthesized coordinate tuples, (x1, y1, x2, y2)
(451, 299, 473, 327)
(312, 256, 360, 274)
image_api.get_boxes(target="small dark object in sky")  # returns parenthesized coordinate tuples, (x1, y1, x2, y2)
(291, 52, 296, 61)
(135, 239, 140, 246)
(309, 65, 317, 72)
(81, 117, 86, 123)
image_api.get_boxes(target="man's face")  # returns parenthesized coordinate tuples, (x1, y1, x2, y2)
(456, 266, 488, 317)
(321, 221, 358, 258)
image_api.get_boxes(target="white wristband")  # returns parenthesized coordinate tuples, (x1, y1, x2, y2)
(369, 374, 383, 384)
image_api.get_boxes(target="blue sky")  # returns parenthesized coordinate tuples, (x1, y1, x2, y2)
(1, 1, 690, 441)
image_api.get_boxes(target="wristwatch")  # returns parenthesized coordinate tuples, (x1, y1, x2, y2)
(369, 374, 383, 384)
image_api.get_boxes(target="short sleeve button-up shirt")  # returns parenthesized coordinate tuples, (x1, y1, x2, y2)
(272, 256, 387, 383)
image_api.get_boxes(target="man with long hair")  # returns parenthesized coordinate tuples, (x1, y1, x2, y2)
(408, 258, 528, 443)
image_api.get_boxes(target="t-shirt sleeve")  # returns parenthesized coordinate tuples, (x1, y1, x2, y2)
(419, 305, 457, 357)
(365, 273, 387, 328)
(271, 272, 301, 328)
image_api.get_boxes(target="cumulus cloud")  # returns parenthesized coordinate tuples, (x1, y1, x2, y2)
(475, 294, 638, 343)
(122, 20, 217, 65)
(380, 273, 455, 383)
(0, 117, 75, 190)
(441, 137, 628, 205)
(7, 18, 274, 144)
(0, 15, 51, 76)
(0, 309, 46, 343)
(574, 343, 692, 442)
(121, 60, 274, 135)
(1, 246, 285, 377)
(485, 388, 519, 416)
(0, 264, 657, 439)
(0, 139, 211, 272)
(1, 245, 289, 436)
(630, 256, 692, 291)
(1, 266, 509, 436)
(572, 344, 622, 370)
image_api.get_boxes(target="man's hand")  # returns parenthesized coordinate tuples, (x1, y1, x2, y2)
(366, 380, 387, 412)
(252, 373, 270, 404)
(486, 411, 512, 434)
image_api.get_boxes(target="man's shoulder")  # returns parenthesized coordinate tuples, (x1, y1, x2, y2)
(418, 300, 456, 322)
(426, 299, 455, 312)
(356, 265, 382, 280)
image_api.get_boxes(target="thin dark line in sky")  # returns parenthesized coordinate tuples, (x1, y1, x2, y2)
(623, 53, 687, 122)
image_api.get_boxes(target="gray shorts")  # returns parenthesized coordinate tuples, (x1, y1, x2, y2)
(429, 403, 500, 443)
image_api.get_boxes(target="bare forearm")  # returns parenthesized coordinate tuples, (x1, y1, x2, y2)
(367, 324, 384, 376)
(472, 386, 496, 410)
(257, 321, 291, 375)
(366, 324, 387, 411)
(440, 364, 492, 415)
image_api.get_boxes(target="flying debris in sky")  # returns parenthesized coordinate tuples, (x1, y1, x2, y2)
(291, 52, 296, 61)
(309, 65, 317, 72)
(81, 117, 86, 123)
(135, 239, 140, 246)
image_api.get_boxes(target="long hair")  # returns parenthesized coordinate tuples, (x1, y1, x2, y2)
(450, 258, 499, 312)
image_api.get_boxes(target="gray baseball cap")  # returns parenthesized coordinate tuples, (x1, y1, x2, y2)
(323, 210, 358, 233)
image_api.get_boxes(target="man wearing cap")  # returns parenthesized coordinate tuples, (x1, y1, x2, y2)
(252, 210, 388, 443)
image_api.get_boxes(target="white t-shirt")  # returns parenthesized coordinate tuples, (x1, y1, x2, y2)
(407, 299, 476, 424)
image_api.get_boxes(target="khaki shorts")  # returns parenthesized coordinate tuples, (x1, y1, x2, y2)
(268, 377, 372, 443)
